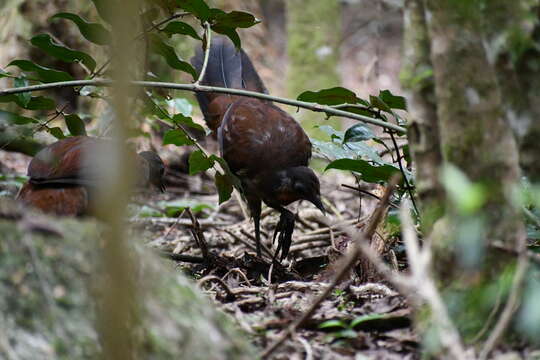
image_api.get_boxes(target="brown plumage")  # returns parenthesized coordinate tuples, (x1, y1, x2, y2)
(192, 36, 324, 260)
(17, 136, 165, 216)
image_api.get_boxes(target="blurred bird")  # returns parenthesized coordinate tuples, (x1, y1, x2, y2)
(192, 36, 325, 260)
(17, 136, 165, 216)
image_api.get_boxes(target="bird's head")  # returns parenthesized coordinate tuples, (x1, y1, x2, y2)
(286, 166, 325, 214)
(138, 151, 166, 192)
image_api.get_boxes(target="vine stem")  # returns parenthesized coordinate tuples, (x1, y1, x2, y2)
(194, 22, 212, 86)
(0, 79, 407, 133)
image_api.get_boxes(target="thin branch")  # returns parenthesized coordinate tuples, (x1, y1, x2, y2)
(341, 183, 399, 209)
(400, 202, 469, 360)
(388, 130, 419, 215)
(260, 175, 400, 359)
(194, 22, 212, 85)
(478, 240, 529, 360)
(0, 79, 407, 133)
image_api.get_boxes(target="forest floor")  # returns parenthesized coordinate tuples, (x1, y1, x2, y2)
(0, 145, 418, 360)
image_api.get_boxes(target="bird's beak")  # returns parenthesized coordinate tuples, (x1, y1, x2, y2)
(309, 195, 326, 215)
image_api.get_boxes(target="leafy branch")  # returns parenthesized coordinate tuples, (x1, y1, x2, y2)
(0, 80, 407, 134)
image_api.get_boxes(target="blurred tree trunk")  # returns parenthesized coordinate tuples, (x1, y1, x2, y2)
(423, 0, 525, 251)
(483, 2, 540, 181)
(286, 0, 342, 138)
(400, 0, 444, 232)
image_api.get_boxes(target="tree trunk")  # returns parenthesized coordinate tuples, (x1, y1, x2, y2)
(425, 0, 525, 250)
(286, 0, 342, 138)
(400, 0, 444, 231)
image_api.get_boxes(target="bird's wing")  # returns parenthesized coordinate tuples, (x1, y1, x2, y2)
(219, 99, 311, 176)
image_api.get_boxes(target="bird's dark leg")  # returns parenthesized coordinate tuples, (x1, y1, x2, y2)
(246, 195, 262, 257)
(272, 207, 295, 261)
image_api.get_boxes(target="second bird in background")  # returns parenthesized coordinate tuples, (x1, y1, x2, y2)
(191, 36, 325, 260)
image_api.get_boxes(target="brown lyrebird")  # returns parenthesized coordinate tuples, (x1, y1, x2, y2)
(191, 36, 325, 260)
(17, 136, 165, 216)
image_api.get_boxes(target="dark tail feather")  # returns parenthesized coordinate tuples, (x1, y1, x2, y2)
(191, 36, 267, 120)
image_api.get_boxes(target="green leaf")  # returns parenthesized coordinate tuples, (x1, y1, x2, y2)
(211, 25, 241, 48)
(30, 34, 96, 72)
(172, 113, 205, 132)
(64, 114, 87, 136)
(14, 77, 31, 107)
(175, 0, 211, 21)
(0, 69, 14, 78)
(149, 34, 197, 79)
(338, 105, 375, 118)
(8, 60, 73, 83)
(350, 313, 387, 328)
(343, 124, 374, 143)
(167, 98, 193, 116)
(52, 13, 111, 45)
(211, 10, 260, 28)
(142, 93, 171, 120)
(298, 87, 361, 106)
(161, 21, 201, 40)
(0, 94, 55, 110)
(369, 95, 392, 113)
(48, 127, 66, 139)
(318, 319, 347, 329)
(215, 173, 233, 204)
(25, 96, 56, 110)
(163, 129, 195, 146)
(188, 149, 214, 175)
(379, 90, 407, 110)
(0, 110, 38, 125)
(325, 159, 400, 183)
(159, 199, 213, 217)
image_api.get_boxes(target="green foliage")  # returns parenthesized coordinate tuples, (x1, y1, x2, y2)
(8, 60, 73, 83)
(326, 159, 400, 184)
(297, 86, 363, 106)
(149, 34, 197, 79)
(161, 21, 202, 40)
(64, 114, 87, 136)
(30, 34, 97, 72)
(0, 110, 38, 125)
(188, 150, 213, 175)
(51, 13, 111, 45)
(163, 129, 195, 146)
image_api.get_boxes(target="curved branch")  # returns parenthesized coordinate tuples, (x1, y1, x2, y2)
(0, 79, 407, 133)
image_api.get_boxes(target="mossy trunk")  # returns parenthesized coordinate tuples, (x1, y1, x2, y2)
(286, 0, 342, 139)
(425, 0, 525, 251)
(483, 1, 540, 182)
(0, 199, 254, 359)
(400, 0, 444, 232)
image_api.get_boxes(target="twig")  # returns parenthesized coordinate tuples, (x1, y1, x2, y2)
(388, 130, 419, 216)
(478, 238, 529, 360)
(160, 251, 205, 264)
(198, 275, 236, 300)
(222, 268, 252, 287)
(186, 208, 209, 260)
(523, 206, 540, 228)
(399, 201, 469, 360)
(0, 79, 407, 133)
(194, 22, 212, 85)
(260, 175, 399, 358)
(341, 183, 399, 209)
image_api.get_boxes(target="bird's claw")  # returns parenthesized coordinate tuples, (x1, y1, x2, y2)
(272, 211, 295, 261)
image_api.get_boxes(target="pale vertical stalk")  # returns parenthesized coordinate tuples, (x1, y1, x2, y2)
(94, 1, 142, 359)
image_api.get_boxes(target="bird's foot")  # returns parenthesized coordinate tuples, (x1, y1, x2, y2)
(273, 210, 295, 261)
